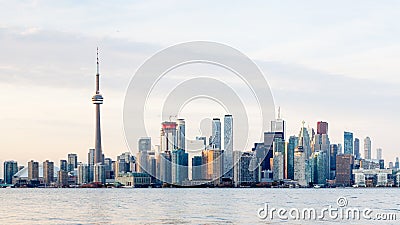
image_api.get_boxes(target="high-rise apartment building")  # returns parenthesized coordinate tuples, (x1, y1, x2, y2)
(43, 160, 54, 184)
(28, 160, 39, 181)
(3, 161, 18, 184)
(67, 153, 78, 172)
(364, 137, 372, 160)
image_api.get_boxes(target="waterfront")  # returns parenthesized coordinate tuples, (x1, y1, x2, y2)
(1, 188, 399, 224)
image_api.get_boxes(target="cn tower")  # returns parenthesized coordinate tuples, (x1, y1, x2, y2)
(92, 48, 104, 164)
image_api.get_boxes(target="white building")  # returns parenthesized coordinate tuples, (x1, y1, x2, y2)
(273, 152, 284, 181)
(294, 146, 307, 187)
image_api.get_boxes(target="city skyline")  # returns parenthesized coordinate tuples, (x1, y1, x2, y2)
(1, 1, 399, 173)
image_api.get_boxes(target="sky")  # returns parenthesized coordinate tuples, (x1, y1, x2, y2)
(1, 0, 400, 175)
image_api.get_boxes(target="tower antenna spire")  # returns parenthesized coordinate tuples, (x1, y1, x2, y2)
(96, 47, 100, 94)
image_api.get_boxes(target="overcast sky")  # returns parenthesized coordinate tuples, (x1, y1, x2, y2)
(1, 0, 399, 173)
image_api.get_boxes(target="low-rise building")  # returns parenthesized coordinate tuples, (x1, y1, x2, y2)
(115, 172, 151, 188)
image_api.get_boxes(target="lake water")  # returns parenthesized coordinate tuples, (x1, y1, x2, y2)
(1, 188, 399, 224)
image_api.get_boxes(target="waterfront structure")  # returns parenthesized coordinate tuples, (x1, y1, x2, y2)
(92, 48, 104, 164)
(4, 161, 18, 184)
(223, 115, 233, 178)
(58, 170, 68, 186)
(28, 160, 39, 181)
(336, 154, 354, 186)
(43, 160, 54, 184)
(233, 151, 254, 187)
(115, 172, 151, 187)
(354, 138, 360, 159)
(211, 118, 221, 149)
(364, 137, 372, 160)
(77, 164, 89, 184)
(352, 169, 392, 187)
(287, 136, 298, 180)
(396, 172, 400, 186)
(67, 153, 78, 172)
(93, 163, 106, 184)
(376, 148, 383, 160)
(344, 131, 353, 155)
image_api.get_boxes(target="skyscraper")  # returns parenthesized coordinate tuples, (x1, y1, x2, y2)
(67, 153, 78, 172)
(93, 163, 106, 184)
(344, 131, 353, 155)
(298, 122, 311, 159)
(376, 148, 383, 160)
(287, 136, 298, 180)
(88, 149, 95, 166)
(77, 164, 89, 184)
(271, 108, 286, 140)
(395, 157, 399, 169)
(354, 138, 360, 160)
(3, 161, 18, 184)
(272, 136, 285, 181)
(192, 156, 203, 180)
(177, 119, 185, 150)
(92, 48, 104, 164)
(294, 145, 307, 187)
(43, 160, 54, 185)
(161, 121, 177, 152)
(59, 159, 67, 172)
(364, 137, 371, 160)
(138, 137, 151, 152)
(312, 124, 330, 183)
(330, 144, 338, 179)
(28, 160, 39, 181)
(223, 115, 233, 178)
(211, 118, 221, 149)
(317, 121, 328, 135)
(336, 154, 354, 186)
(171, 149, 188, 185)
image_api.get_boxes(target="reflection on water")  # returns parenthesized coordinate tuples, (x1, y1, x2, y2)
(0, 188, 399, 224)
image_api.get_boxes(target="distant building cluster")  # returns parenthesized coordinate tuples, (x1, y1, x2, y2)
(1, 53, 400, 188)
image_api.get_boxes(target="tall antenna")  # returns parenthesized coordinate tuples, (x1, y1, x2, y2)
(96, 47, 100, 94)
